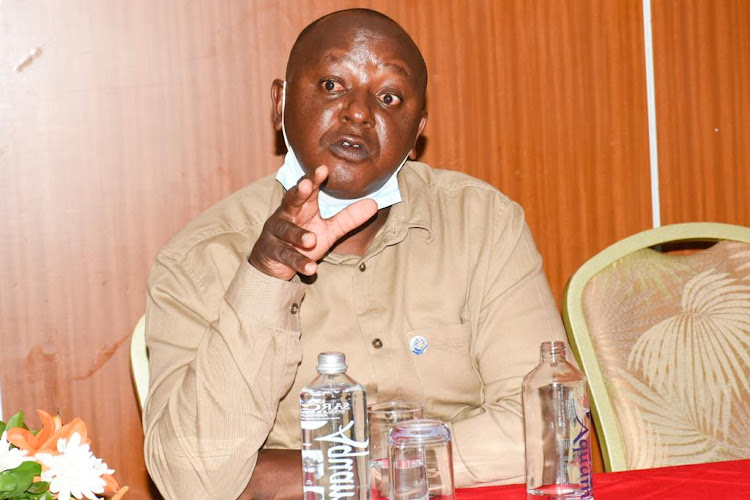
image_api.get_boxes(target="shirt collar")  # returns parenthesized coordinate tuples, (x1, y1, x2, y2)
(334, 164, 433, 264)
(384, 161, 433, 243)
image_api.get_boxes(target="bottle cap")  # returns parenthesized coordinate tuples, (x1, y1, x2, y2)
(317, 352, 347, 374)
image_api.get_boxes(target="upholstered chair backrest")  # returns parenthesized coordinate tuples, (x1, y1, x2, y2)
(563, 223, 750, 472)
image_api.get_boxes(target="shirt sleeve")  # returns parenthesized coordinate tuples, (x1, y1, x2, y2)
(450, 200, 570, 487)
(143, 253, 306, 499)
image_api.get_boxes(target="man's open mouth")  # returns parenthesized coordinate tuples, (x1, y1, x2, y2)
(329, 137, 370, 161)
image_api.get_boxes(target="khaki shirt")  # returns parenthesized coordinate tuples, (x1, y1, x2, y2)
(144, 162, 568, 499)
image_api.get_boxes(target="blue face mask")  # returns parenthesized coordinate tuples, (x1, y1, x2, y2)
(275, 81, 409, 219)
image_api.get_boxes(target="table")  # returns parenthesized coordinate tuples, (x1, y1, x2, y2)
(455, 459, 750, 499)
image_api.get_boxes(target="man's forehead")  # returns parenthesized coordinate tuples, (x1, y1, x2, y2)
(287, 10, 427, 89)
(303, 19, 409, 51)
(316, 50, 414, 79)
(311, 10, 405, 39)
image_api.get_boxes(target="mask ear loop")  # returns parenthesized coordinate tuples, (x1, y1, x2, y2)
(281, 81, 292, 152)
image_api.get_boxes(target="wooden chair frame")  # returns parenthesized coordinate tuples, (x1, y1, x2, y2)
(130, 314, 148, 411)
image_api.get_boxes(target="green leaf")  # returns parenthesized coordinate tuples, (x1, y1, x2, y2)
(0, 462, 41, 498)
(0, 468, 25, 498)
(23, 491, 53, 500)
(0, 471, 21, 494)
(0, 422, 6, 434)
(5, 412, 25, 431)
(26, 481, 50, 495)
(13, 461, 42, 478)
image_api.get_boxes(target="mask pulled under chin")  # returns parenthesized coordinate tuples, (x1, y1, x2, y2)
(275, 81, 408, 219)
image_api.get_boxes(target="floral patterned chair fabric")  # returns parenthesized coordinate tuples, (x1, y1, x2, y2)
(563, 223, 750, 472)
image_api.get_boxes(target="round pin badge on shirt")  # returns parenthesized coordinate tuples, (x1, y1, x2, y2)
(409, 335, 428, 355)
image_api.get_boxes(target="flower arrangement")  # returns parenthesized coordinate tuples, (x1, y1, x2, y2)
(0, 410, 127, 500)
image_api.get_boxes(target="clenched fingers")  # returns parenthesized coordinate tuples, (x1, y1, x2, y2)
(249, 227, 317, 280)
(266, 217, 316, 249)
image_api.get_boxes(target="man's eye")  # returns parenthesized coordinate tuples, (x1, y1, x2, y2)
(322, 80, 344, 92)
(378, 93, 401, 106)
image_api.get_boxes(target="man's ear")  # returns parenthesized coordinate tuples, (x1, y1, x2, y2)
(409, 112, 428, 160)
(271, 79, 285, 132)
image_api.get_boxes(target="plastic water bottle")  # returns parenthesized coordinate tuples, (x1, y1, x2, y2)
(522, 341, 593, 498)
(300, 352, 370, 499)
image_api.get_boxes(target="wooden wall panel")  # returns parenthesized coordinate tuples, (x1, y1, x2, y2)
(408, 0, 653, 302)
(1, 1, 293, 496)
(0, 0, 665, 496)
(652, 0, 750, 226)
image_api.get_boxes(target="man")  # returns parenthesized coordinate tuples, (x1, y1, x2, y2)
(144, 8, 568, 499)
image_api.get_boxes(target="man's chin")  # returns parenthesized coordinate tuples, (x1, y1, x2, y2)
(321, 174, 391, 201)
(319, 186, 370, 200)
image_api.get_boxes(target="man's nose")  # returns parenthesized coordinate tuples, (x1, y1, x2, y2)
(340, 90, 373, 126)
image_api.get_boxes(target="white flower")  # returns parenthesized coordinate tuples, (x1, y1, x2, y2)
(0, 431, 29, 472)
(35, 432, 114, 500)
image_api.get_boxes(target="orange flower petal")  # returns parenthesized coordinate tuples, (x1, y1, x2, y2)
(38, 417, 89, 453)
(52, 414, 63, 430)
(6, 427, 38, 453)
(110, 485, 129, 500)
(33, 410, 56, 447)
(64, 418, 89, 443)
(102, 473, 120, 492)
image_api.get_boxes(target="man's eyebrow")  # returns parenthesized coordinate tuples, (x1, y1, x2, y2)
(320, 54, 412, 79)
(383, 61, 411, 78)
(322, 54, 345, 65)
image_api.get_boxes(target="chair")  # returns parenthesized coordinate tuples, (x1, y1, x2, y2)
(130, 314, 148, 411)
(562, 222, 750, 472)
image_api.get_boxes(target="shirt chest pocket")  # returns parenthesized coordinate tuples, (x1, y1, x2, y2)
(407, 322, 482, 418)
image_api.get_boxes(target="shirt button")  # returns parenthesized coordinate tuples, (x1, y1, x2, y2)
(371, 338, 383, 349)
(290, 303, 299, 314)
(358, 262, 367, 272)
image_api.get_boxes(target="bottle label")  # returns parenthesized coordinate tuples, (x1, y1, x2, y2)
(303, 400, 352, 415)
(301, 396, 369, 499)
(572, 398, 593, 498)
(315, 420, 369, 499)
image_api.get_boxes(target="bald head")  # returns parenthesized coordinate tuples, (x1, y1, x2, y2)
(286, 9, 427, 97)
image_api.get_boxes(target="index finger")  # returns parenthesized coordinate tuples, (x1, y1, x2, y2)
(285, 165, 329, 209)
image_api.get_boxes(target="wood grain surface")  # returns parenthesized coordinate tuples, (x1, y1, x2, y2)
(652, 0, 750, 226)
(1, 0, 743, 496)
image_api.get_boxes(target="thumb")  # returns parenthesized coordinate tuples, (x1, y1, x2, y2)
(328, 198, 379, 240)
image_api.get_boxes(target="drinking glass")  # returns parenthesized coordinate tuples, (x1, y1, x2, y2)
(388, 419, 454, 500)
(368, 401, 424, 500)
